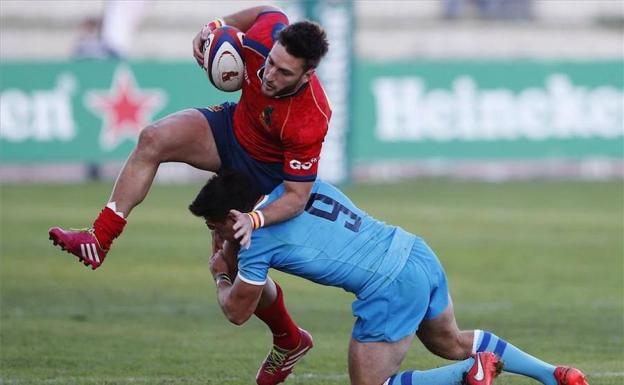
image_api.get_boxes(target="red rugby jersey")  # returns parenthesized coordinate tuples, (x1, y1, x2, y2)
(233, 11, 331, 182)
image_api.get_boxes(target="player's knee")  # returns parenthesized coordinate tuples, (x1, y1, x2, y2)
(136, 124, 165, 159)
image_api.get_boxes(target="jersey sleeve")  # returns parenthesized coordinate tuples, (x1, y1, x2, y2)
(243, 11, 289, 58)
(281, 111, 328, 182)
(237, 231, 273, 285)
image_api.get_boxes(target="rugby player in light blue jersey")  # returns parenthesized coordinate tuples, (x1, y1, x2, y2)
(189, 169, 589, 385)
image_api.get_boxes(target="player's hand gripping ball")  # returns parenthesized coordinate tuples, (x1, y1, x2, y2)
(203, 26, 245, 92)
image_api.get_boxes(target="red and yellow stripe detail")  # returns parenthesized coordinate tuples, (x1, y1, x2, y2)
(247, 210, 265, 230)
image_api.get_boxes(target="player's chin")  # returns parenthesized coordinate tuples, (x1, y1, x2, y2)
(260, 83, 277, 97)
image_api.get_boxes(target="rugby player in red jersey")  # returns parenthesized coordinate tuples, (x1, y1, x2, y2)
(49, 6, 329, 384)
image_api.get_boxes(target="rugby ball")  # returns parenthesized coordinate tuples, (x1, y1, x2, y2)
(203, 26, 245, 92)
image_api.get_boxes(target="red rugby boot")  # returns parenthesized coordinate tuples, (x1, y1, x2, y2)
(463, 352, 503, 385)
(49, 227, 108, 270)
(49, 207, 125, 269)
(256, 328, 313, 385)
(554, 367, 589, 385)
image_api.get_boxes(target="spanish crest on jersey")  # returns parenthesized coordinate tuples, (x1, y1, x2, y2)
(260, 106, 274, 131)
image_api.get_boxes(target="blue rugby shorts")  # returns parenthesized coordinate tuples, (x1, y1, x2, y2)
(197, 102, 284, 194)
(351, 237, 450, 342)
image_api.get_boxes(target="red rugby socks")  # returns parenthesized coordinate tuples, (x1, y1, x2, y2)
(93, 206, 127, 250)
(254, 283, 301, 350)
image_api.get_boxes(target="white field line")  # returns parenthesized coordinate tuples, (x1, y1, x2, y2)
(1, 371, 622, 384)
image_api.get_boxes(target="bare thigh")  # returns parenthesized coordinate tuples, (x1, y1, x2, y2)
(348, 335, 413, 385)
(109, 108, 222, 215)
(141, 108, 221, 170)
(416, 297, 473, 360)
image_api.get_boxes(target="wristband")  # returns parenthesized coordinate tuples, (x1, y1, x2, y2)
(204, 17, 225, 33)
(247, 210, 265, 230)
(215, 272, 232, 287)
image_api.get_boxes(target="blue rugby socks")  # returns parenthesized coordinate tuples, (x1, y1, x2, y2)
(473, 330, 556, 385)
(385, 358, 474, 385)
(384, 330, 558, 385)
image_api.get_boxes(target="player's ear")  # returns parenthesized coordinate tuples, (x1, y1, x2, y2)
(302, 68, 314, 83)
(226, 211, 239, 222)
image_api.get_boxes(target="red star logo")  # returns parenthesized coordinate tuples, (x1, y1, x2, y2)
(85, 65, 166, 150)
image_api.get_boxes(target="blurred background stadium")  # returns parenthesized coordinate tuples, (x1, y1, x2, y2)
(1, 1, 623, 384)
(1, 0, 623, 182)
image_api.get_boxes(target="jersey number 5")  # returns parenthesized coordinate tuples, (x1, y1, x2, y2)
(305, 193, 362, 232)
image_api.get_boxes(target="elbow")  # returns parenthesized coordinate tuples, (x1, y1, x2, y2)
(293, 194, 308, 214)
(294, 201, 306, 215)
(226, 313, 250, 326)
(223, 306, 252, 326)
(262, 5, 283, 14)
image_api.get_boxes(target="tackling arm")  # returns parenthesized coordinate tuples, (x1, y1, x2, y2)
(231, 180, 313, 248)
(260, 180, 313, 226)
(209, 249, 263, 325)
(216, 277, 264, 325)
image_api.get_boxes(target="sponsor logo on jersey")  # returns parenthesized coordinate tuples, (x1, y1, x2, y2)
(289, 157, 318, 170)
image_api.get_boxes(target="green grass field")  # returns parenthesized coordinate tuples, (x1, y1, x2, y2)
(1, 180, 623, 385)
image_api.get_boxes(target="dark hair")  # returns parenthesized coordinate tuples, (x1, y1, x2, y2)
(189, 169, 261, 221)
(278, 20, 329, 70)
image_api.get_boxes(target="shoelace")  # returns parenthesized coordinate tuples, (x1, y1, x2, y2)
(67, 227, 106, 251)
(263, 347, 288, 374)
(68, 227, 94, 233)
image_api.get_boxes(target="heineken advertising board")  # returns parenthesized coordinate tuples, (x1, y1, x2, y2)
(2, 60, 622, 179)
(0, 61, 229, 163)
(351, 61, 623, 165)
(0, 57, 352, 183)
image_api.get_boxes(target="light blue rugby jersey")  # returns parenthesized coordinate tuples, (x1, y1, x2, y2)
(237, 180, 415, 299)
